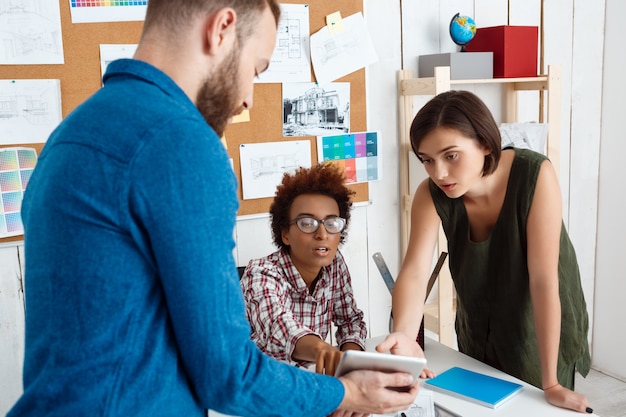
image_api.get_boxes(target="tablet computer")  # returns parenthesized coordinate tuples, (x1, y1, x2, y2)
(334, 350, 427, 383)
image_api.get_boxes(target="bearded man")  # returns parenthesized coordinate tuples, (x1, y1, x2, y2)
(9, 1, 419, 416)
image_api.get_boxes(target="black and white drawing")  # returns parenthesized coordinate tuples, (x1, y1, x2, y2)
(282, 82, 350, 137)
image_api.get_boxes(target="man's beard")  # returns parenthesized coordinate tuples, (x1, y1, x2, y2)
(196, 43, 242, 138)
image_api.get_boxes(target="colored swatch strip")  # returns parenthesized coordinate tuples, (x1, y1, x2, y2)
(0, 148, 37, 237)
(71, 1, 148, 7)
(320, 132, 379, 183)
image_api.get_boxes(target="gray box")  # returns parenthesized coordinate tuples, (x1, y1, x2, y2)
(418, 52, 493, 80)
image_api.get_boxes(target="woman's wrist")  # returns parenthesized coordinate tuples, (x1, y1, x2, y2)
(543, 382, 560, 391)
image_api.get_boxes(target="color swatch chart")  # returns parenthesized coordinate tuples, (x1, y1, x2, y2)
(70, 1, 148, 6)
(0, 148, 37, 238)
(69, 0, 148, 23)
(317, 131, 381, 183)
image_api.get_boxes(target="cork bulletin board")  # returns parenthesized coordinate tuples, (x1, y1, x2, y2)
(0, 1, 143, 244)
(225, 0, 369, 216)
(0, 0, 368, 243)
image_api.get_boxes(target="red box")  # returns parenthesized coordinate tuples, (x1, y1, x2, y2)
(465, 25, 538, 78)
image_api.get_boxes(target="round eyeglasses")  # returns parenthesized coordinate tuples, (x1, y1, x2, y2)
(289, 216, 346, 234)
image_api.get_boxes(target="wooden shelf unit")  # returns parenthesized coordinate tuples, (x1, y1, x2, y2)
(397, 65, 562, 347)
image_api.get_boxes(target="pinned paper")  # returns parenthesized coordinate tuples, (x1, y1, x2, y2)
(239, 141, 312, 200)
(316, 131, 382, 184)
(0, 147, 38, 238)
(326, 11, 345, 34)
(255, 3, 311, 83)
(310, 12, 378, 84)
(0, 79, 62, 145)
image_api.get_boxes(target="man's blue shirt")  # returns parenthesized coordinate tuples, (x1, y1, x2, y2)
(10, 59, 343, 417)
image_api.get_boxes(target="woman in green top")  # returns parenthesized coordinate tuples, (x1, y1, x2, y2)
(377, 90, 592, 413)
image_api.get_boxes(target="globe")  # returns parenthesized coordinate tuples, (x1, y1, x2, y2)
(449, 12, 476, 51)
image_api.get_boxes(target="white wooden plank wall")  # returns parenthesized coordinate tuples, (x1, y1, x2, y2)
(566, 0, 605, 336)
(594, 0, 626, 381)
(362, 0, 403, 338)
(542, 0, 574, 213)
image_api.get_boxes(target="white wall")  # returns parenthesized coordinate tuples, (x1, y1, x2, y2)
(593, 0, 626, 381)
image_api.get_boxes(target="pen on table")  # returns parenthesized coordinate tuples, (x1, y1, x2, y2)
(586, 407, 594, 414)
(400, 413, 407, 417)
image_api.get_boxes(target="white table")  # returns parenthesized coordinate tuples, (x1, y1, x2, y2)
(366, 335, 599, 417)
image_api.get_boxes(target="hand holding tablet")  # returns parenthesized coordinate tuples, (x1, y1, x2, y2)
(335, 350, 427, 390)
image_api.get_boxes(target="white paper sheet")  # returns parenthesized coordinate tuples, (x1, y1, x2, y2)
(69, 0, 147, 23)
(310, 12, 378, 84)
(0, 0, 64, 65)
(100, 44, 138, 80)
(239, 141, 311, 200)
(256, 3, 311, 83)
(499, 123, 549, 154)
(0, 79, 62, 145)
(374, 389, 436, 417)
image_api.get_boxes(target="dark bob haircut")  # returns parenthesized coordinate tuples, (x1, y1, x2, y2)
(270, 162, 354, 251)
(409, 90, 502, 176)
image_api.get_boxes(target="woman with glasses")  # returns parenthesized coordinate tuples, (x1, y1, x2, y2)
(240, 162, 367, 376)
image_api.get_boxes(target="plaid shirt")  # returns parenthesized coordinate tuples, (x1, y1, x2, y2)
(240, 249, 367, 368)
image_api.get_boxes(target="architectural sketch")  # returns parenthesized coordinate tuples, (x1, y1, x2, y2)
(250, 152, 304, 179)
(239, 141, 311, 200)
(0, 79, 62, 145)
(309, 12, 377, 84)
(256, 3, 310, 83)
(0, 0, 64, 64)
(283, 82, 350, 137)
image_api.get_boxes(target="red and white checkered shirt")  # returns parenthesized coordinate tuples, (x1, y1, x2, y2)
(240, 249, 367, 368)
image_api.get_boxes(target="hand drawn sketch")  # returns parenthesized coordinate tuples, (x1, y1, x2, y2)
(239, 141, 311, 200)
(0, 0, 64, 65)
(283, 82, 350, 137)
(256, 3, 311, 83)
(310, 12, 378, 84)
(0, 79, 62, 145)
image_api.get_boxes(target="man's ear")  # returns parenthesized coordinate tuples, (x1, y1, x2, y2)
(203, 8, 237, 56)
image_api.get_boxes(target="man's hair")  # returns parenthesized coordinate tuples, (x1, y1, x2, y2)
(270, 162, 354, 251)
(142, 0, 281, 41)
(409, 90, 502, 176)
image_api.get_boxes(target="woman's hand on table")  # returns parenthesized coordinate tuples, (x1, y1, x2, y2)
(376, 332, 436, 379)
(544, 383, 593, 414)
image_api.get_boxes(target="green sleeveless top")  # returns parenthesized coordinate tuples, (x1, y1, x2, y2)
(430, 147, 590, 389)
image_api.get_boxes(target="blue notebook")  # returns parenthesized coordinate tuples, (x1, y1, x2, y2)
(425, 366, 523, 409)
